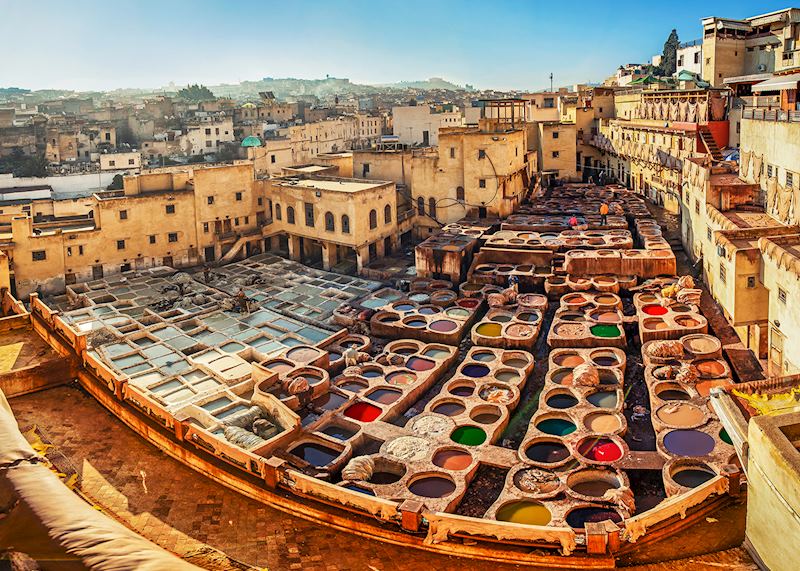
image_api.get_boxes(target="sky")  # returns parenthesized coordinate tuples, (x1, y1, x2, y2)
(0, 0, 792, 92)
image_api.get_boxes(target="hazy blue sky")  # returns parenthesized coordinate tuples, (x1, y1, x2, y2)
(0, 0, 790, 92)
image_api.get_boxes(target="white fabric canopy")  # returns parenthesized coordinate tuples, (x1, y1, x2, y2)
(752, 73, 800, 92)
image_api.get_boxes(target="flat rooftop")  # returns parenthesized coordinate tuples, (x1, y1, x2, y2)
(722, 210, 780, 229)
(275, 177, 388, 193)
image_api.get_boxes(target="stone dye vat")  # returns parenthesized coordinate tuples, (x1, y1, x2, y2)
(458, 281, 503, 299)
(415, 231, 479, 283)
(545, 274, 638, 298)
(564, 248, 676, 278)
(502, 214, 629, 232)
(641, 334, 735, 496)
(467, 247, 555, 291)
(471, 304, 545, 351)
(547, 293, 627, 349)
(370, 298, 480, 345)
(633, 292, 708, 343)
(483, 229, 633, 252)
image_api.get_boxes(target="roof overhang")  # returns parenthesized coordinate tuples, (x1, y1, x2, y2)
(752, 73, 800, 92)
(723, 73, 773, 86)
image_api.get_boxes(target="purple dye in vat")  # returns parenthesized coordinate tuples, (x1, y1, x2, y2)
(367, 388, 401, 404)
(663, 429, 716, 456)
(430, 319, 457, 332)
(433, 402, 466, 416)
(338, 381, 366, 392)
(462, 364, 490, 378)
(566, 507, 622, 529)
(450, 385, 474, 396)
(407, 357, 435, 371)
(408, 476, 456, 498)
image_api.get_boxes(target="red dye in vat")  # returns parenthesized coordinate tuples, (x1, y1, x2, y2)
(406, 357, 435, 371)
(457, 298, 480, 309)
(642, 304, 668, 316)
(579, 438, 622, 462)
(344, 402, 382, 422)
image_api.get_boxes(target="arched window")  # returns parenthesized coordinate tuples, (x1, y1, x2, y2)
(287, 206, 295, 224)
(456, 186, 465, 202)
(341, 214, 350, 234)
(428, 198, 437, 219)
(325, 211, 335, 231)
(275, 204, 282, 221)
(369, 209, 377, 230)
(384, 204, 392, 224)
(417, 196, 425, 216)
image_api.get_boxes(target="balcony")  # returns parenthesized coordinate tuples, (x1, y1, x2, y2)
(742, 107, 800, 122)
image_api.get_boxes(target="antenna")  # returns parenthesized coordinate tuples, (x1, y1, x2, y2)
(549, 73, 553, 92)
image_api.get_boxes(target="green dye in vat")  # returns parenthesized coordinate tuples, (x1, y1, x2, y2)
(451, 426, 487, 446)
(720, 428, 732, 445)
(537, 418, 576, 436)
(590, 324, 621, 338)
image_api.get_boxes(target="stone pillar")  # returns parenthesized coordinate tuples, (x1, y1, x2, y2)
(376, 238, 386, 259)
(321, 242, 338, 271)
(356, 244, 370, 273)
(287, 235, 302, 262)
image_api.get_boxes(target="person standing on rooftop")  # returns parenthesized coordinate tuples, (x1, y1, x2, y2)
(599, 202, 609, 226)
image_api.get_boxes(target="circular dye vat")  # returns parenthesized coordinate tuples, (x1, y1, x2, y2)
(584, 412, 622, 433)
(563, 294, 587, 306)
(479, 385, 514, 404)
(423, 348, 450, 359)
(451, 426, 487, 446)
(644, 318, 668, 330)
(695, 379, 730, 397)
(672, 466, 716, 488)
(495, 370, 520, 383)
(537, 418, 577, 436)
(569, 477, 619, 498)
(517, 312, 540, 323)
(471, 409, 501, 424)
(657, 387, 691, 401)
(590, 324, 621, 338)
(392, 345, 419, 356)
(547, 393, 578, 409)
(675, 316, 700, 327)
(656, 403, 705, 427)
(457, 298, 480, 309)
(491, 314, 513, 323)
(329, 352, 342, 362)
(406, 357, 435, 371)
(343, 483, 375, 496)
(369, 471, 402, 485)
(430, 320, 458, 333)
(683, 335, 720, 356)
(378, 314, 400, 324)
(578, 438, 623, 462)
(720, 428, 732, 445)
(504, 357, 529, 369)
(476, 323, 502, 337)
(663, 429, 716, 457)
(405, 319, 426, 328)
(344, 402, 381, 422)
(587, 391, 618, 409)
(594, 294, 620, 306)
(386, 370, 417, 385)
(394, 303, 415, 312)
(554, 353, 585, 367)
(591, 351, 619, 367)
(462, 364, 490, 378)
(337, 380, 367, 392)
(286, 347, 319, 361)
(409, 294, 430, 303)
(321, 424, 358, 441)
(445, 307, 470, 318)
(290, 443, 340, 467)
(432, 449, 473, 471)
(418, 306, 440, 316)
(642, 304, 668, 316)
(449, 383, 475, 397)
(506, 323, 534, 338)
(551, 368, 574, 385)
(408, 476, 456, 498)
(360, 368, 382, 378)
(266, 360, 294, 373)
(367, 388, 402, 405)
(433, 402, 466, 417)
(472, 351, 496, 362)
(593, 311, 620, 324)
(495, 501, 552, 526)
(695, 359, 726, 378)
(566, 507, 622, 529)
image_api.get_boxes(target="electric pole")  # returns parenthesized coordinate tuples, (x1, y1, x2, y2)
(549, 73, 553, 92)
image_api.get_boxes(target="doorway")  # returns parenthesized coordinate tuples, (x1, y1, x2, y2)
(770, 326, 784, 376)
(204, 246, 216, 262)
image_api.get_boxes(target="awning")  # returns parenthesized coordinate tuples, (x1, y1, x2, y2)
(752, 73, 800, 92)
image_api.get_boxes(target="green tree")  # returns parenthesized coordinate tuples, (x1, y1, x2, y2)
(177, 84, 216, 101)
(15, 154, 48, 177)
(107, 174, 124, 190)
(659, 29, 680, 77)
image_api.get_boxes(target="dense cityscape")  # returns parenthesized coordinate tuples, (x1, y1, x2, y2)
(1, 3, 799, 570)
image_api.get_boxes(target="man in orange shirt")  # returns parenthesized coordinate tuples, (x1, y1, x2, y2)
(599, 202, 609, 226)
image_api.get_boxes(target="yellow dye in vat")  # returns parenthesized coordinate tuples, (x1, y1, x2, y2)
(495, 501, 552, 525)
(476, 323, 502, 337)
(733, 388, 800, 416)
(0, 342, 23, 373)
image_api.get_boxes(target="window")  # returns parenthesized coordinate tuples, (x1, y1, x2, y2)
(203, 222, 209, 233)
(369, 209, 377, 229)
(787, 172, 795, 188)
(552, 131, 559, 139)
(552, 151, 560, 158)
(417, 197, 425, 215)
(362, 163, 370, 176)
(109, 160, 116, 167)
(67, 246, 72, 257)
(257, 197, 263, 206)
(205, 140, 212, 148)
(276, 204, 282, 221)
(270, 154, 276, 163)
(479, 179, 486, 188)
(304, 203, 314, 227)
(456, 186, 465, 201)
(207, 196, 214, 205)
(117, 240, 125, 250)
(450, 147, 455, 159)
(695, 198, 700, 214)
(325, 212, 335, 231)
(128, 158, 135, 165)
(341, 214, 350, 234)
(778, 287, 787, 304)
(543, 97, 554, 108)
(149, 235, 156, 244)
(707, 228, 712, 241)
(694, 52, 700, 64)
(165, 204, 175, 214)
(119, 209, 128, 220)
(168, 232, 178, 243)
(235, 192, 243, 201)
(287, 206, 295, 224)
(429, 198, 437, 219)
(478, 149, 486, 159)
(767, 164, 774, 178)
(719, 264, 726, 284)
(78, 245, 84, 255)
(205, 128, 211, 135)
(747, 276, 756, 289)
(384, 204, 392, 224)
(244, 216, 249, 224)
(32, 250, 46, 261)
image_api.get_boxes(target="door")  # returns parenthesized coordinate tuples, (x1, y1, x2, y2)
(204, 246, 216, 262)
(163, 256, 173, 268)
(422, 130, 429, 146)
(770, 326, 784, 377)
(92, 265, 103, 280)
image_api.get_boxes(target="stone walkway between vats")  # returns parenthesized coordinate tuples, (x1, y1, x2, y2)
(10, 385, 756, 571)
